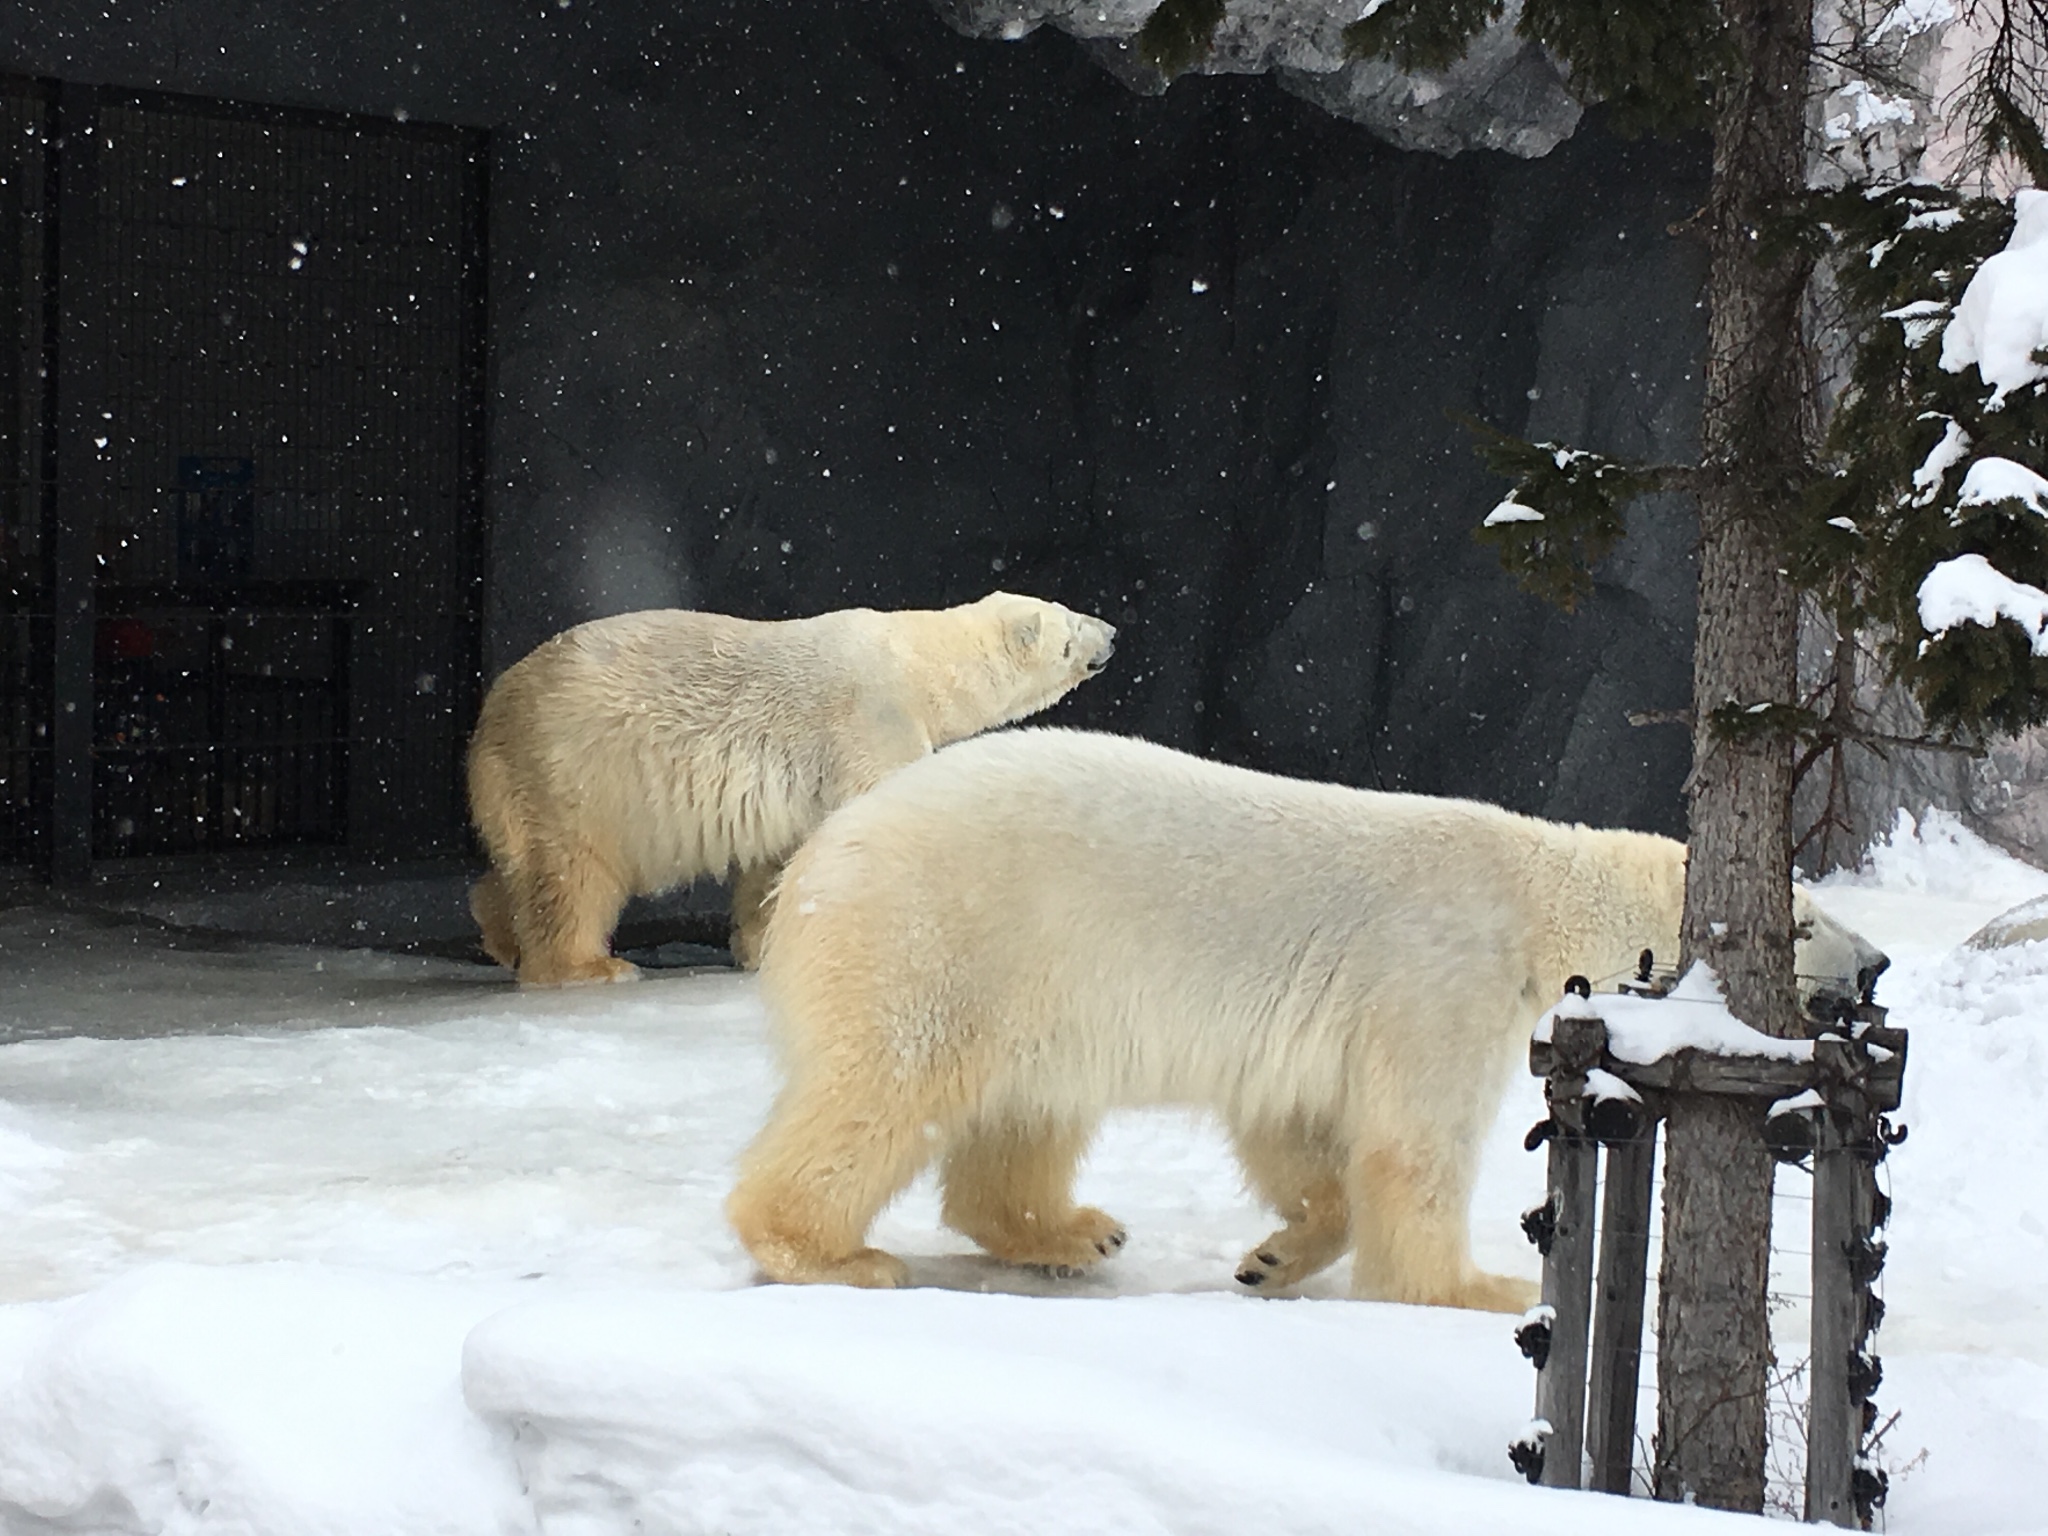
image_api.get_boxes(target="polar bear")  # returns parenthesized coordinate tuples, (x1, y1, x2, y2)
(466, 594, 1115, 986)
(726, 727, 1887, 1311)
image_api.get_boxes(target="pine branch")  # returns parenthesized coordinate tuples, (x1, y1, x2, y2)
(1341, 0, 1504, 72)
(1985, 81, 2048, 186)
(1465, 417, 1698, 610)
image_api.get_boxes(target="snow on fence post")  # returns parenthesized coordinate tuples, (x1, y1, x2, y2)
(1519, 997, 1603, 1490)
(1805, 1019, 1907, 1528)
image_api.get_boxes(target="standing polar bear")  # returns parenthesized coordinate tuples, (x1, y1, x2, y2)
(727, 728, 1887, 1311)
(466, 594, 1115, 986)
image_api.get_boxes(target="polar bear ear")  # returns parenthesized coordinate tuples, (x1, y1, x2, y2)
(1008, 613, 1043, 654)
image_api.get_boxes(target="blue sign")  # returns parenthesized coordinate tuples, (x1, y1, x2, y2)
(175, 456, 254, 583)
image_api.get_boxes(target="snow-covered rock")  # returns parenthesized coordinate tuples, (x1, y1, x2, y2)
(930, 0, 1582, 156)
(1963, 891, 2048, 948)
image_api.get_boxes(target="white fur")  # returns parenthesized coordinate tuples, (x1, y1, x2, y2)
(466, 594, 1114, 985)
(727, 727, 1885, 1310)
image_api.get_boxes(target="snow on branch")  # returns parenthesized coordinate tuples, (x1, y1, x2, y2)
(1955, 455, 2048, 516)
(1917, 552, 2048, 654)
(1939, 189, 2048, 409)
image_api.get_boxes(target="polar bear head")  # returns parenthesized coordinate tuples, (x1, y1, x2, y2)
(1792, 888, 1890, 1020)
(960, 590, 1117, 729)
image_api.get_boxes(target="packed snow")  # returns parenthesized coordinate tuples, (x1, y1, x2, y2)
(1, 807, 2046, 1533)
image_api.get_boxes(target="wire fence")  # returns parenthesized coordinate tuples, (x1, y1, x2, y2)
(1584, 1127, 1887, 1522)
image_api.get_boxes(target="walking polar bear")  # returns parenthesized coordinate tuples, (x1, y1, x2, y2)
(727, 728, 1887, 1311)
(466, 594, 1115, 986)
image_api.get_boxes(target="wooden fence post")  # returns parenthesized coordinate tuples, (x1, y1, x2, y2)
(1534, 1011, 1604, 1490)
(1586, 1102, 1658, 1495)
(1806, 1022, 1902, 1529)
(1807, 1094, 1862, 1527)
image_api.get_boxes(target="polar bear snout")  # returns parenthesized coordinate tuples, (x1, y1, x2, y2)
(1079, 620, 1115, 675)
(1792, 894, 1890, 1021)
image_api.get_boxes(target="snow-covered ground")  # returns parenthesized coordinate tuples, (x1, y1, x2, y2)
(0, 811, 2045, 1534)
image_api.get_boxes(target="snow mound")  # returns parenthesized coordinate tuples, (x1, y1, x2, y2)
(462, 1285, 1748, 1536)
(0, 1263, 528, 1536)
(1822, 807, 2046, 904)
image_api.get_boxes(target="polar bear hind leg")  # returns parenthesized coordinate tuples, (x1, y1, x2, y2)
(1346, 1133, 1537, 1313)
(1230, 1121, 1352, 1290)
(469, 870, 520, 971)
(502, 845, 639, 988)
(727, 1064, 944, 1287)
(939, 1115, 1126, 1275)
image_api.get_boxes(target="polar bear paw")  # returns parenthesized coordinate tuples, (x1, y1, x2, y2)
(752, 1244, 912, 1290)
(517, 955, 641, 989)
(1234, 1226, 1347, 1292)
(1451, 1271, 1541, 1314)
(972, 1206, 1126, 1277)
(1035, 1208, 1129, 1278)
(818, 1247, 914, 1289)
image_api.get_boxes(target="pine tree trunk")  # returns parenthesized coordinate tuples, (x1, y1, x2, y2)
(1652, 0, 1815, 1511)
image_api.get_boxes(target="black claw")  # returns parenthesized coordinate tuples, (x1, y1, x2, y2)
(1107, 1229, 1127, 1250)
(1256, 1250, 1279, 1266)
(1236, 1267, 1265, 1286)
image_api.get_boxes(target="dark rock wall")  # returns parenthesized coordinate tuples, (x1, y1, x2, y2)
(4, 0, 1708, 833)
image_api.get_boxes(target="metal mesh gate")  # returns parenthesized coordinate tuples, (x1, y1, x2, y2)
(1, 77, 487, 872)
(0, 80, 52, 867)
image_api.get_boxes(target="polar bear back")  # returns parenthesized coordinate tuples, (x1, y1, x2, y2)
(470, 608, 903, 888)
(468, 597, 1116, 903)
(765, 727, 1685, 1133)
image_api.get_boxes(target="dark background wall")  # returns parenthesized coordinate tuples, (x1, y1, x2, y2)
(3, 0, 1708, 835)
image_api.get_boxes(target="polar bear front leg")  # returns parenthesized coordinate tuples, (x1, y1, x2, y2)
(727, 859, 781, 971)
(504, 848, 640, 988)
(1345, 1136, 1537, 1313)
(939, 1116, 1125, 1276)
(1230, 1123, 1351, 1291)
